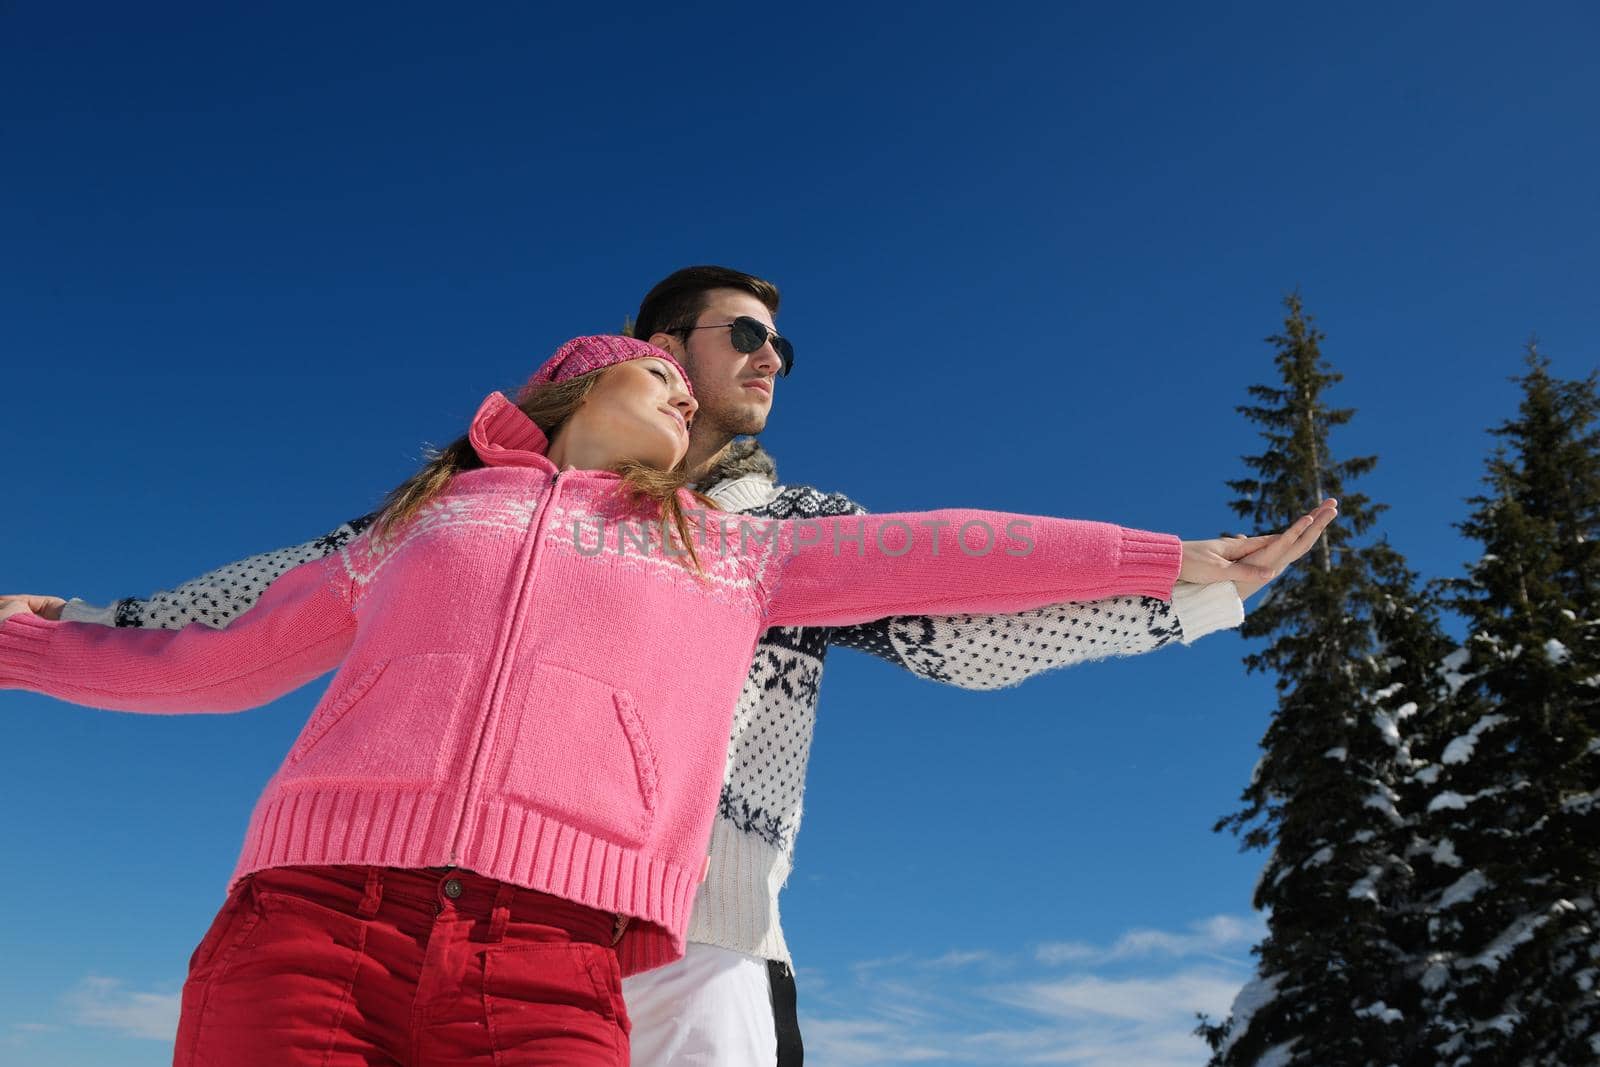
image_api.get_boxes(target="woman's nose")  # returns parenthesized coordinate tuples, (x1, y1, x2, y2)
(676, 393, 698, 422)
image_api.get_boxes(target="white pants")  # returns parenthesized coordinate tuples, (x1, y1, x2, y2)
(623, 942, 777, 1067)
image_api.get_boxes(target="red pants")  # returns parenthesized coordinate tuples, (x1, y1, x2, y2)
(174, 865, 631, 1066)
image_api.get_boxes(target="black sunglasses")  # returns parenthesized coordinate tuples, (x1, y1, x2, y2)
(677, 316, 794, 377)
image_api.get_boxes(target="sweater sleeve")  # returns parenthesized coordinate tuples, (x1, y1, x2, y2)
(757, 509, 1182, 630)
(0, 553, 356, 714)
(828, 583, 1243, 689)
(58, 515, 376, 630)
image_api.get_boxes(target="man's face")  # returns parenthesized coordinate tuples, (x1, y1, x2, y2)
(652, 289, 783, 439)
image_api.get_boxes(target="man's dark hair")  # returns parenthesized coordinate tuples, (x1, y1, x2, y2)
(632, 265, 781, 343)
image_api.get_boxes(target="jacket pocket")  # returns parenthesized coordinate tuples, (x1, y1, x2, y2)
(283, 652, 481, 785)
(494, 663, 661, 847)
(288, 662, 389, 764)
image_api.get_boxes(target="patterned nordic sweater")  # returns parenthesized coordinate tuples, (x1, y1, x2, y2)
(60, 440, 1243, 963)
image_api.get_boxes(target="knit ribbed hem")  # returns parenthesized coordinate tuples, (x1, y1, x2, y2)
(467, 798, 700, 976)
(683, 818, 794, 964)
(1171, 582, 1245, 644)
(1117, 529, 1184, 599)
(233, 785, 702, 977)
(0, 612, 57, 687)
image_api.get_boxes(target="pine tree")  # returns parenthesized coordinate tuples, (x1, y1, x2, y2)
(1407, 344, 1600, 1066)
(1199, 293, 1450, 1066)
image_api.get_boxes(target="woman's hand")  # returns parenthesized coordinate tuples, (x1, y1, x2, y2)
(0, 594, 65, 625)
(1179, 499, 1339, 591)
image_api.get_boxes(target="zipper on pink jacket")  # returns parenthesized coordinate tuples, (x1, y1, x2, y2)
(443, 468, 566, 866)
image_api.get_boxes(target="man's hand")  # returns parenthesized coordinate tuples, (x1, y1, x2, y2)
(1227, 499, 1339, 600)
(0, 595, 66, 625)
(1179, 499, 1339, 590)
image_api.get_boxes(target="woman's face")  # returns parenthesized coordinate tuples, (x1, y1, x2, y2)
(565, 356, 698, 470)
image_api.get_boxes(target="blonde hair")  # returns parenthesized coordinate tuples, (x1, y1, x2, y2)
(374, 370, 717, 569)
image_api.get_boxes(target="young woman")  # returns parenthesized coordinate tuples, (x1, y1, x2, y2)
(0, 335, 1332, 1066)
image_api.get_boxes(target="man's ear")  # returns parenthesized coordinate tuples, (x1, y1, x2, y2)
(649, 332, 687, 360)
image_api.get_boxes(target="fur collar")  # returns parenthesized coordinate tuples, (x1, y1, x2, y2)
(700, 438, 778, 489)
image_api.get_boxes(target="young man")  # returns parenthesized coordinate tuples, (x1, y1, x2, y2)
(6, 266, 1332, 1066)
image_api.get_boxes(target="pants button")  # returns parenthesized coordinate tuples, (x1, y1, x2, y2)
(443, 878, 464, 899)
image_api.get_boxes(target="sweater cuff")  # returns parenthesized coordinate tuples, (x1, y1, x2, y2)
(0, 612, 58, 689)
(1171, 582, 1244, 644)
(1118, 529, 1184, 600)
(59, 598, 119, 626)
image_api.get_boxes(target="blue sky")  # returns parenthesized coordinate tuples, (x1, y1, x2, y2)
(3, 2, 1597, 1063)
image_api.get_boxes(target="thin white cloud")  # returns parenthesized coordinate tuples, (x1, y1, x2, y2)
(1036, 913, 1263, 966)
(925, 949, 1000, 970)
(801, 914, 1262, 1067)
(2, 1022, 61, 1050)
(952, 1023, 1227, 1066)
(852, 949, 1004, 975)
(803, 1019, 954, 1062)
(989, 970, 1244, 1024)
(65, 976, 181, 1041)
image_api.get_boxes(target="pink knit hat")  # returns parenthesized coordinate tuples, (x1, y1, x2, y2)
(517, 335, 694, 402)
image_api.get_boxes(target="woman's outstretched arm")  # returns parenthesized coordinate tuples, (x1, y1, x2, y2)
(757, 509, 1187, 630)
(0, 553, 356, 714)
(758, 502, 1333, 631)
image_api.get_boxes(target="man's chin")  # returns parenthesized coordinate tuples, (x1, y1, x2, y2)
(733, 410, 769, 436)
(713, 401, 770, 438)
(692, 402, 770, 442)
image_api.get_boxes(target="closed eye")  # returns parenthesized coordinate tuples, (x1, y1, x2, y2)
(649, 367, 670, 383)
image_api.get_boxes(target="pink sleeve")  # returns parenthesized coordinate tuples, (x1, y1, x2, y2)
(0, 554, 356, 714)
(758, 509, 1181, 630)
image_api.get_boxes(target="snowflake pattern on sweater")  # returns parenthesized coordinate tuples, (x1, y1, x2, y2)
(63, 438, 1239, 962)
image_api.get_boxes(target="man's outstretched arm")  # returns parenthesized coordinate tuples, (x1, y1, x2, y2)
(53, 515, 377, 630)
(827, 582, 1242, 690)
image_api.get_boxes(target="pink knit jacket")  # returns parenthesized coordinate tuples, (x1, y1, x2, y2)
(0, 392, 1182, 973)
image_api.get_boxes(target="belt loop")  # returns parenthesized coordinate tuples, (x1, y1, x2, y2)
(357, 867, 384, 918)
(487, 881, 516, 942)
